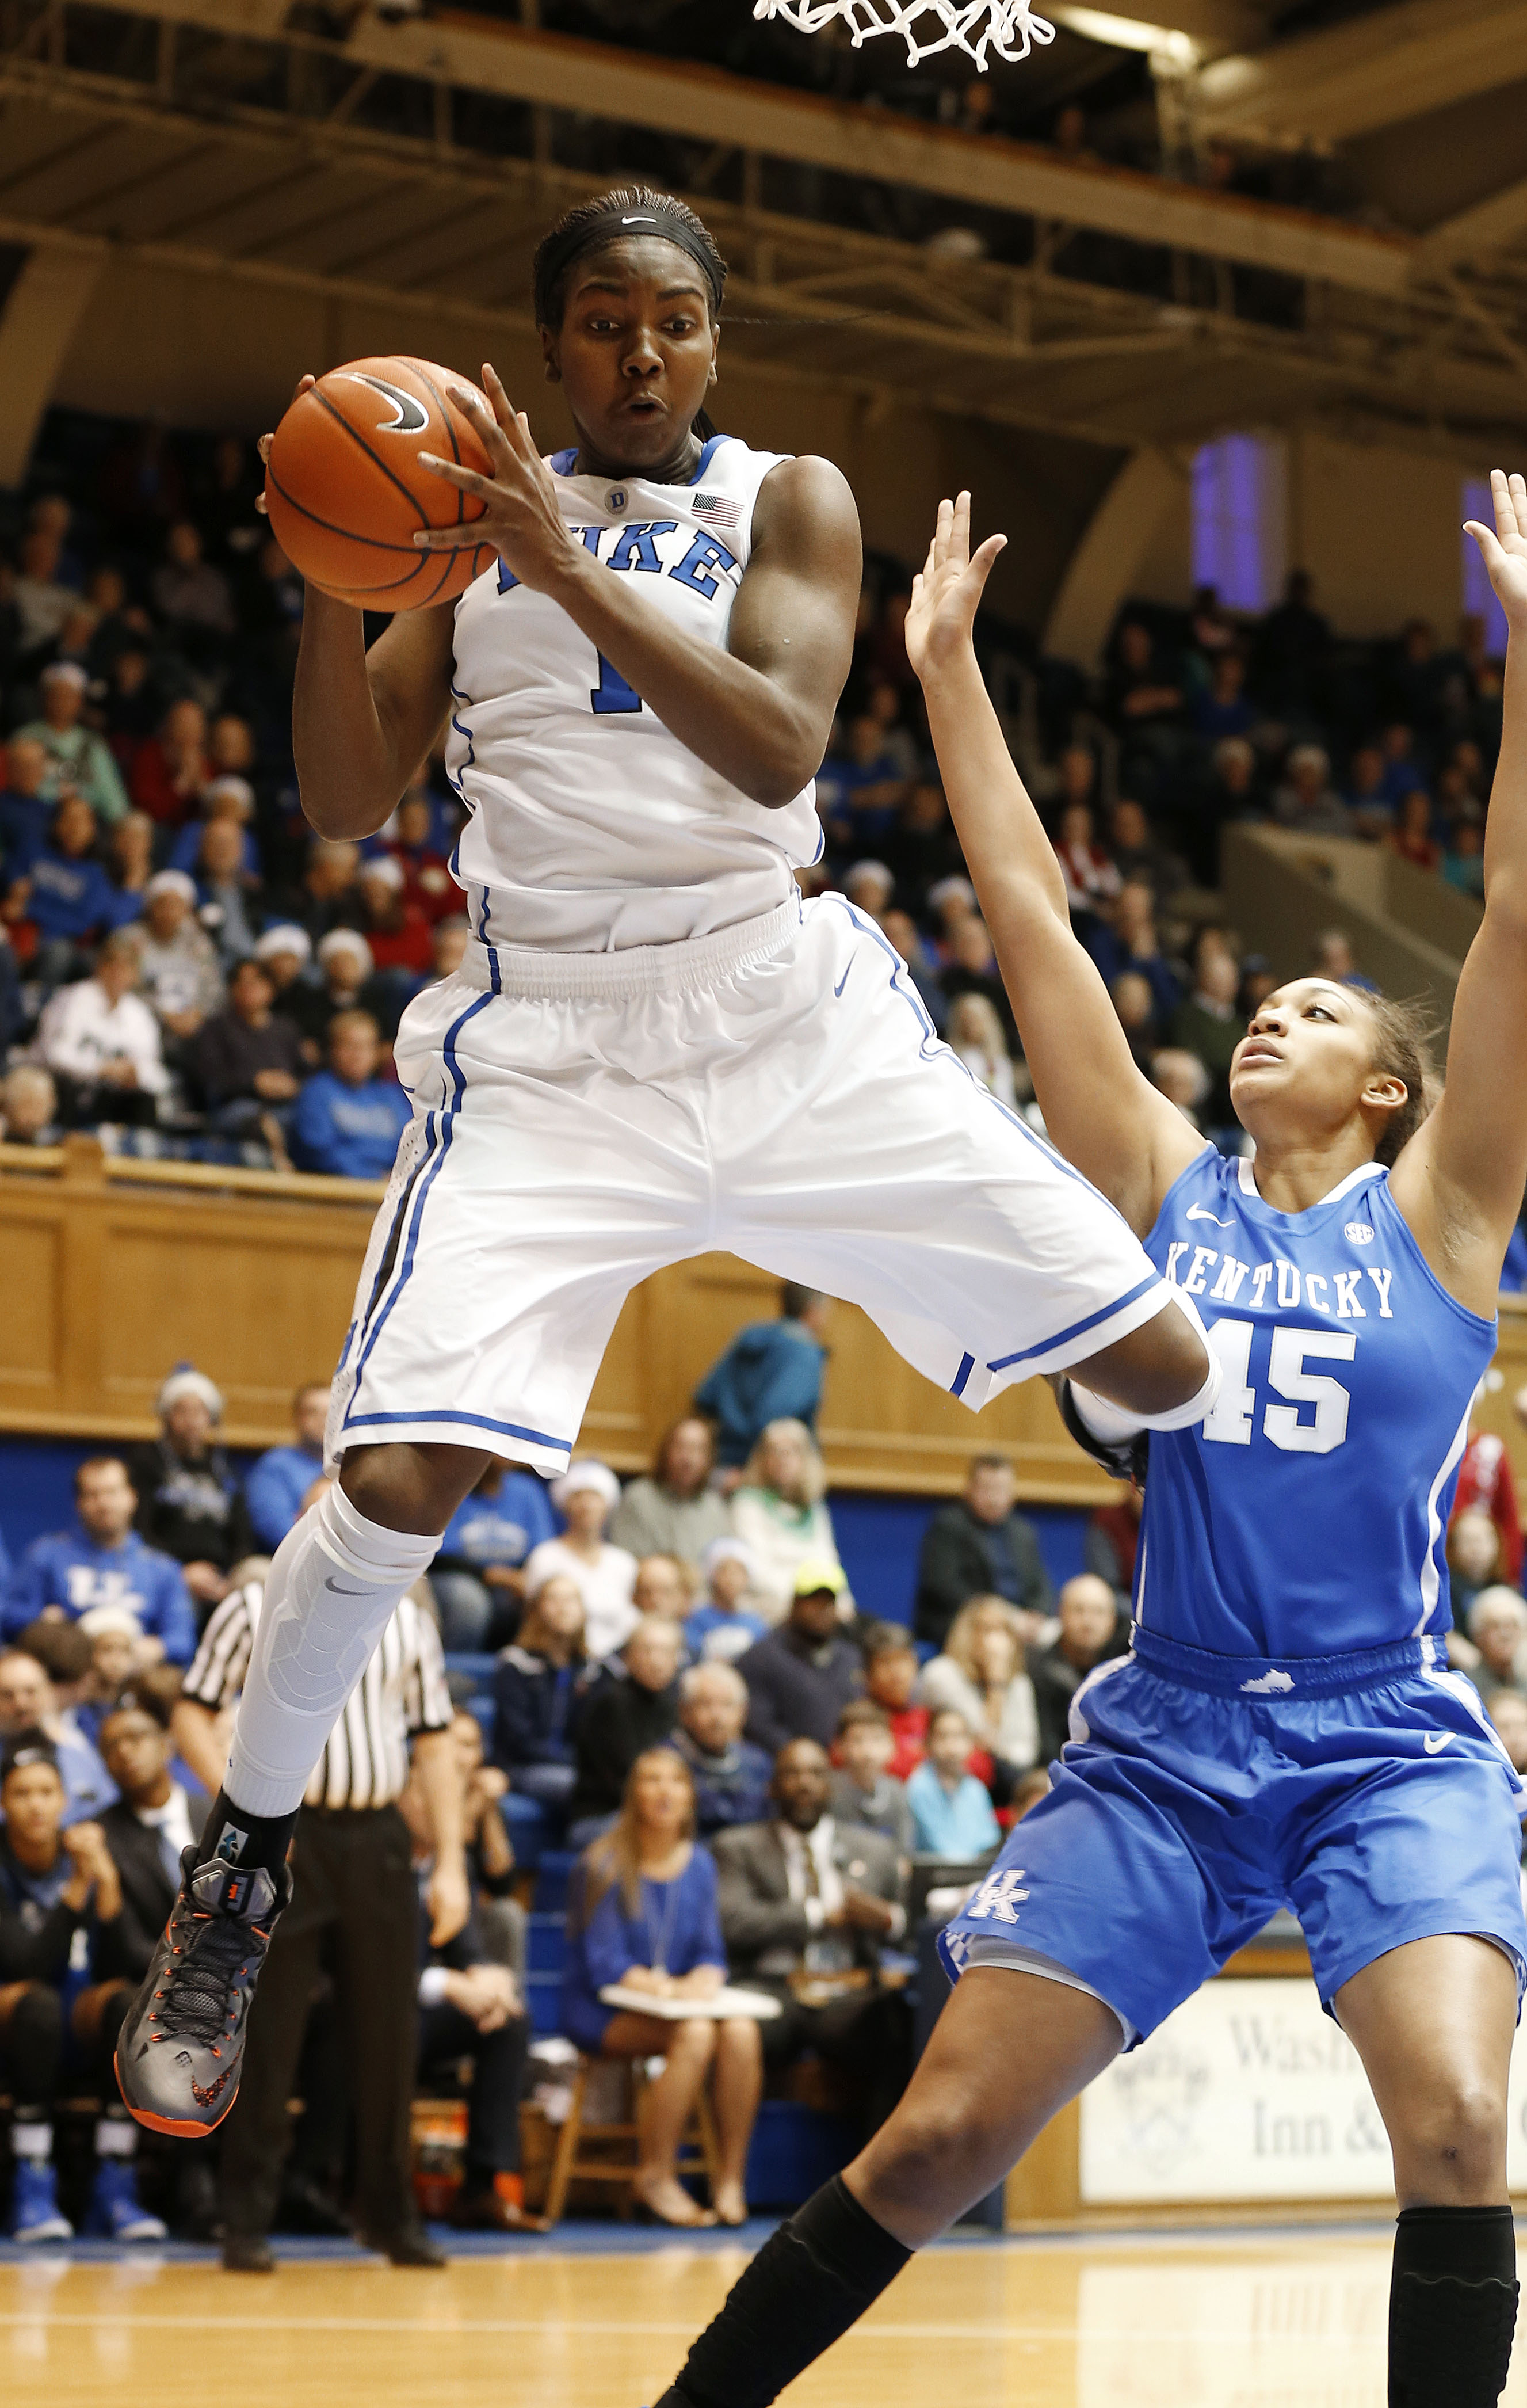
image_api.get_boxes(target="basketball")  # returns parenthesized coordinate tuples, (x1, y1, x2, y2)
(263, 354, 498, 611)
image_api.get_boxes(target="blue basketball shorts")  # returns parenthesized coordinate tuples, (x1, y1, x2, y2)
(941, 1628, 1527, 2049)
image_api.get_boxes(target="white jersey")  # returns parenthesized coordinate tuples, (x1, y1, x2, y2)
(446, 433, 824, 952)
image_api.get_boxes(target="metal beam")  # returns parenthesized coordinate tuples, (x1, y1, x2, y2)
(1197, 0, 1527, 145)
(51, 0, 1417, 297)
(1420, 177, 1527, 273)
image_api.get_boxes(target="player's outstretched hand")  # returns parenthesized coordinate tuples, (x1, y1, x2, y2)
(415, 363, 579, 592)
(255, 376, 317, 517)
(1464, 469, 1527, 634)
(905, 491, 1007, 684)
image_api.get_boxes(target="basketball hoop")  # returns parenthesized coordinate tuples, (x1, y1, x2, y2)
(753, 0, 1056, 70)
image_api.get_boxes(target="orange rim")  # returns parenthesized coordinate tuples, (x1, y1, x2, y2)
(114, 2050, 239, 2138)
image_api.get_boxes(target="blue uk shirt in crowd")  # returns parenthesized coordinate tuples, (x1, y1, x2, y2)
(438, 1472, 556, 1574)
(290, 1072, 411, 1179)
(245, 1441, 325, 1551)
(16, 843, 118, 941)
(5, 1525, 197, 1663)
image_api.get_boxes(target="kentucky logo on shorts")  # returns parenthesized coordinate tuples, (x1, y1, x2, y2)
(965, 1869, 1030, 1925)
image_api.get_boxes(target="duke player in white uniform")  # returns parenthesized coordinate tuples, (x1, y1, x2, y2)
(652, 486, 1527, 2408)
(114, 189, 1216, 2140)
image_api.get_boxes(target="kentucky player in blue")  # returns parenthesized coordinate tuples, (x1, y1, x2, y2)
(655, 478, 1527, 2408)
(114, 186, 1217, 2151)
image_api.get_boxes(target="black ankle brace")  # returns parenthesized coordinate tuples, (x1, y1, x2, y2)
(1389, 2205, 1518, 2407)
(669, 2176, 913, 2408)
(199, 1790, 299, 1877)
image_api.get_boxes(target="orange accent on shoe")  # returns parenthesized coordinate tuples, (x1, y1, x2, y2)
(116, 2049, 241, 2137)
(491, 2173, 525, 2210)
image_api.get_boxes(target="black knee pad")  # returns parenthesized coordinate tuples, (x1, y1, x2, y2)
(1390, 2205, 1519, 2407)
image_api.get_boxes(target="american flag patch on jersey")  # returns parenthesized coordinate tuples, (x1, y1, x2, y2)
(692, 491, 742, 528)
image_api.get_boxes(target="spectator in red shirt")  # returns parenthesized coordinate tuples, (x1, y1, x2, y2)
(383, 791, 458, 923)
(861, 1629, 927, 1782)
(129, 698, 209, 828)
(355, 855, 433, 976)
(1453, 1425, 1524, 1586)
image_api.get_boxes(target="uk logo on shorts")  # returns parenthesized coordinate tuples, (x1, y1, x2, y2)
(965, 1868, 1030, 1925)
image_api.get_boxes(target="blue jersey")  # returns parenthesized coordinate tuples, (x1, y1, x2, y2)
(1138, 1149, 1497, 1658)
(5, 1525, 198, 1664)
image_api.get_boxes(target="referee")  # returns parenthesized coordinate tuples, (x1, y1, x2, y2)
(173, 1561, 468, 2270)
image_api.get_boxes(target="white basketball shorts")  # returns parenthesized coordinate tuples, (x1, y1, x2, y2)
(326, 892, 1172, 1474)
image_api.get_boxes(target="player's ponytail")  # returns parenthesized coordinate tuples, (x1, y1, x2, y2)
(1364, 994, 1437, 1166)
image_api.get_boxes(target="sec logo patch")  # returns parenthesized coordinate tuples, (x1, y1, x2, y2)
(1345, 1222, 1375, 1244)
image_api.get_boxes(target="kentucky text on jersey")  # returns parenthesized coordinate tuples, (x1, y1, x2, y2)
(1139, 1152, 1497, 1658)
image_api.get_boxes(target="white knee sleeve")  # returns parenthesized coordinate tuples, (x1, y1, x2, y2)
(1072, 1287, 1222, 1440)
(224, 1482, 439, 1819)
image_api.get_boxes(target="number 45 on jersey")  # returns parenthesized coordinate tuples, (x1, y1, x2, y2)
(1201, 1321, 1354, 1454)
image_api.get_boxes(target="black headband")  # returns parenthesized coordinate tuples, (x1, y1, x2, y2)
(537, 207, 726, 322)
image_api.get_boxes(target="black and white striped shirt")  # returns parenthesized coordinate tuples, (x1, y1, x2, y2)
(183, 1581, 453, 1811)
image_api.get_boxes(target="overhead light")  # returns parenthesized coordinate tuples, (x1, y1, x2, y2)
(1049, 6, 1200, 64)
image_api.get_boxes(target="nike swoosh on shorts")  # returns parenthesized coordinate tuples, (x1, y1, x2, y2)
(1423, 1733, 1453, 1754)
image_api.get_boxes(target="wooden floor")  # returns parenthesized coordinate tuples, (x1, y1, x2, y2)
(6, 2227, 1527, 2408)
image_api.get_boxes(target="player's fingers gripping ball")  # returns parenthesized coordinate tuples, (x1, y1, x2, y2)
(264, 355, 497, 610)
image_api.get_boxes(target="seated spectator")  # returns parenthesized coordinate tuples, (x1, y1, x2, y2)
(432, 1459, 558, 1653)
(1487, 1689, 1527, 1775)
(730, 1419, 846, 1624)
(193, 817, 259, 966)
(830, 712, 908, 849)
(273, 837, 364, 951)
(905, 1708, 1002, 1858)
(289, 1009, 409, 1178)
(128, 696, 209, 828)
(7, 794, 119, 986)
(608, 1415, 732, 1564)
(1252, 569, 1330, 715)
(1105, 798, 1186, 902)
(251, 921, 318, 1053)
(1345, 742, 1394, 839)
(13, 523, 78, 651)
(0, 1736, 163, 2243)
(404, 1739, 536, 2232)
(449, 1707, 524, 1980)
(167, 774, 261, 881)
(1454, 1426, 1524, 1587)
(0, 1064, 60, 1146)
(1053, 801, 1122, 918)
(927, 873, 978, 964)
(737, 1562, 862, 1757)
(491, 1572, 591, 1824)
(70, 1606, 143, 1745)
(939, 913, 1016, 1039)
(0, 733, 53, 868)
(151, 520, 236, 660)
(671, 1662, 772, 1837)
(914, 1453, 1053, 1651)
(693, 1287, 832, 1476)
(1465, 1587, 1527, 1703)
(1272, 744, 1350, 837)
(355, 853, 434, 976)
(880, 906, 947, 1030)
(522, 1461, 638, 1662)
(383, 788, 458, 920)
(246, 1381, 331, 1552)
(917, 1595, 1039, 1775)
(1448, 1507, 1503, 1626)
(829, 1698, 914, 1853)
(563, 1746, 762, 2226)
(862, 1625, 928, 1780)
(684, 1537, 768, 1667)
(1388, 789, 1442, 873)
(1310, 927, 1378, 993)
(1444, 819, 1486, 897)
(1111, 970, 1162, 1071)
(1085, 879, 1182, 1028)
(102, 809, 155, 930)
(633, 1553, 696, 1633)
(713, 1738, 911, 2139)
(842, 859, 894, 924)
(1087, 1482, 1142, 1601)
(1169, 940, 1242, 1122)
(1190, 648, 1254, 742)
(190, 954, 306, 1140)
(1032, 1573, 1130, 1762)
(6, 1455, 196, 1661)
(134, 869, 224, 1047)
(124, 1368, 254, 1618)
(567, 1616, 684, 1846)
(422, 912, 470, 994)
(96, 1694, 206, 1980)
(946, 992, 1018, 1106)
(0, 1640, 114, 1820)
(14, 661, 128, 821)
(1152, 1046, 1212, 1128)
(1105, 619, 1184, 752)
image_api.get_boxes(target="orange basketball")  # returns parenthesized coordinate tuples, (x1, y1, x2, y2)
(264, 355, 498, 611)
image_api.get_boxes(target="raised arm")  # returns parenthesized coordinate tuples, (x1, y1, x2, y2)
(1391, 469, 1527, 1313)
(415, 367, 860, 807)
(908, 497, 1204, 1233)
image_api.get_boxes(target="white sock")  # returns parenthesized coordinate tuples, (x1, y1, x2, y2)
(12, 2121, 51, 2162)
(224, 1483, 440, 1819)
(96, 2114, 137, 2160)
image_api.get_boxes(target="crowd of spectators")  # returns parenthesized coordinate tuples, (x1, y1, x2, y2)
(2, 410, 1506, 1187)
(5, 1309, 1525, 2248)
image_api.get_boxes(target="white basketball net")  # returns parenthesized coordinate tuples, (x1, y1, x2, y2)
(754, 0, 1056, 69)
